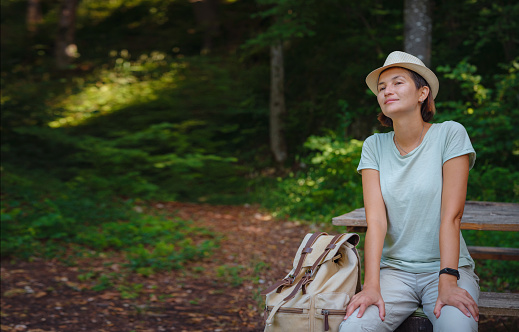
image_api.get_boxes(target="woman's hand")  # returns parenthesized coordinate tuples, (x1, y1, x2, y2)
(433, 279, 479, 322)
(344, 287, 385, 321)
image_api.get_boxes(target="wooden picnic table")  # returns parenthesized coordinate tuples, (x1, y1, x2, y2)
(333, 201, 519, 261)
(332, 201, 519, 231)
(332, 200, 519, 323)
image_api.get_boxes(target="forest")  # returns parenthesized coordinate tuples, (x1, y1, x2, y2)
(1, 0, 518, 331)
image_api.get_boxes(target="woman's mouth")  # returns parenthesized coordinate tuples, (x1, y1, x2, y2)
(385, 99, 398, 104)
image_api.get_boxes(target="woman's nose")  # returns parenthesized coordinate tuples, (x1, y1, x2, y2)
(384, 87, 394, 96)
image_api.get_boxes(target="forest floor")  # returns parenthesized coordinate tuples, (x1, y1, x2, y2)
(1, 202, 518, 332)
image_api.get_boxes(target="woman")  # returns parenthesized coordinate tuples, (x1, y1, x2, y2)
(340, 51, 479, 332)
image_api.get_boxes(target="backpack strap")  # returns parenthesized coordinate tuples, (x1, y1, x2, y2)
(282, 234, 343, 302)
(261, 232, 327, 296)
(265, 299, 287, 326)
(353, 247, 362, 293)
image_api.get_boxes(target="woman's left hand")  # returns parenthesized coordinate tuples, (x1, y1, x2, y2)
(433, 280, 479, 322)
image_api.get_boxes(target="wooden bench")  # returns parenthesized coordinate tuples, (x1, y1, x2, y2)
(332, 201, 519, 330)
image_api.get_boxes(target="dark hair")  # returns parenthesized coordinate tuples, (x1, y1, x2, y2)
(377, 67, 436, 127)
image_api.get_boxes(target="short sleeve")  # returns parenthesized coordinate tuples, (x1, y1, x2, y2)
(357, 135, 380, 173)
(442, 121, 476, 170)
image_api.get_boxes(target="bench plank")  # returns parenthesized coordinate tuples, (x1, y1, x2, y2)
(396, 292, 519, 331)
(467, 246, 519, 261)
(332, 201, 519, 232)
(479, 292, 519, 317)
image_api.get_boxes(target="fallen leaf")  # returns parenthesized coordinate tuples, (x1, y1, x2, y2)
(99, 292, 119, 300)
(34, 292, 47, 298)
(3, 288, 26, 298)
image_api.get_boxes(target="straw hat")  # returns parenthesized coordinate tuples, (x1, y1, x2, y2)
(365, 51, 439, 99)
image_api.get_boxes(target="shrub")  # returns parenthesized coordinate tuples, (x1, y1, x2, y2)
(436, 58, 519, 202)
(261, 136, 364, 222)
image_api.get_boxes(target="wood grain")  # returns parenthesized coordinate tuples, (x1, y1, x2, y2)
(332, 201, 519, 232)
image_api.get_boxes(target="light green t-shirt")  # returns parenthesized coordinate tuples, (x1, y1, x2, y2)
(357, 121, 476, 273)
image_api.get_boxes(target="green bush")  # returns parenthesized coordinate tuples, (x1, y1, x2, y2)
(78, 215, 219, 272)
(261, 136, 364, 222)
(462, 229, 519, 291)
(0, 168, 131, 258)
(1, 168, 219, 271)
(468, 166, 519, 202)
(436, 58, 519, 202)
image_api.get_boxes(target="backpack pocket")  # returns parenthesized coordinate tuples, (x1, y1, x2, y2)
(264, 306, 310, 332)
(314, 293, 349, 332)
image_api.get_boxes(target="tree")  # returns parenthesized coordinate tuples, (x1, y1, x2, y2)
(404, 0, 432, 66)
(55, 0, 80, 69)
(243, 0, 317, 164)
(191, 0, 220, 55)
(269, 40, 287, 164)
(26, 0, 42, 34)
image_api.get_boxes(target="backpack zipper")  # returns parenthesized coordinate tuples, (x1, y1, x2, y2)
(264, 305, 345, 331)
(321, 309, 346, 331)
(265, 305, 305, 314)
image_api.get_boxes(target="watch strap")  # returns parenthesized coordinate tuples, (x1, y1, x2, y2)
(439, 267, 460, 280)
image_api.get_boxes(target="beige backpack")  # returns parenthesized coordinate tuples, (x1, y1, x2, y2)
(262, 232, 361, 332)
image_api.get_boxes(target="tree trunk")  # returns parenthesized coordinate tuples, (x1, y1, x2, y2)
(269, 41, 288, 164)
(190, 0, 220, 55)
(55, 0, 80, 70)
(27, 0, 42, 34)
(404, 0, 432, 67)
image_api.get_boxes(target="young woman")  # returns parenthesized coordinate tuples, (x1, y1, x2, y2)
(340, 51, 479, 332)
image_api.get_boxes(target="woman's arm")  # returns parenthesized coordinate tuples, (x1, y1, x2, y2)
(433, 154, 479, 322)
(345, 169, 387, 321)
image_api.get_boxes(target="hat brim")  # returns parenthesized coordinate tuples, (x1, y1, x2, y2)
(365, 62, 439, 100)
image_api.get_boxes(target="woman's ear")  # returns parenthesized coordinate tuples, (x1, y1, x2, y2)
(419, 86, 430, 103)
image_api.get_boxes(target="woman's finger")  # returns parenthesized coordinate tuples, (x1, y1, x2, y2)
(456, 301, 471, 317)
(376, 299, 386, 321)
(345, 300, 359, 320)
(464, 298, 479, 322)
(357, 304, 367, 318)
(433, 299, 444, 318)
(455, 292, 479, 321)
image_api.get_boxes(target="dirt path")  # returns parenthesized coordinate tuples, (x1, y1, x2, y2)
(1, 202, 516, 331)
(1, 202, 315, 332)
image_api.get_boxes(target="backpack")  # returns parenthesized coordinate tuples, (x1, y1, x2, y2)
(262, 232, 361, 332)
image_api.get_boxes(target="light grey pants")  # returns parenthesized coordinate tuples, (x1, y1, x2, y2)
(339, 265, 479, 332)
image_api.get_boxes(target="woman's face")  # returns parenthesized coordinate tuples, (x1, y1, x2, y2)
(376, 67, 424, 119)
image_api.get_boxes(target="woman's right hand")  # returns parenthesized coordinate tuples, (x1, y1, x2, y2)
(344, 287, 385, 321)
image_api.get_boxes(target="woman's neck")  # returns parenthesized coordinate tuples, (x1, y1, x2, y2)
(393, 116, 429, 155)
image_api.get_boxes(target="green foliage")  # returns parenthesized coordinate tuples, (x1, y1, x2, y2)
(117, 283, 144, 299)
(126, 237, 218, 272)
(468, 167, 519, 202)
(1, 168, 219, 272)
(2, 53, 256, 203)
(243, 0, 318, 49)
(216, 264, 245, 287)
(260, 136, 364, 221)
(92, 274, 116, 292)
(436, 58, 519, 202)
(0, 168, 132, 258)
(462, 230, 519, 291)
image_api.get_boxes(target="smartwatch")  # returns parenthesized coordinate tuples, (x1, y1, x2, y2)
(439, 267, 460, 280)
